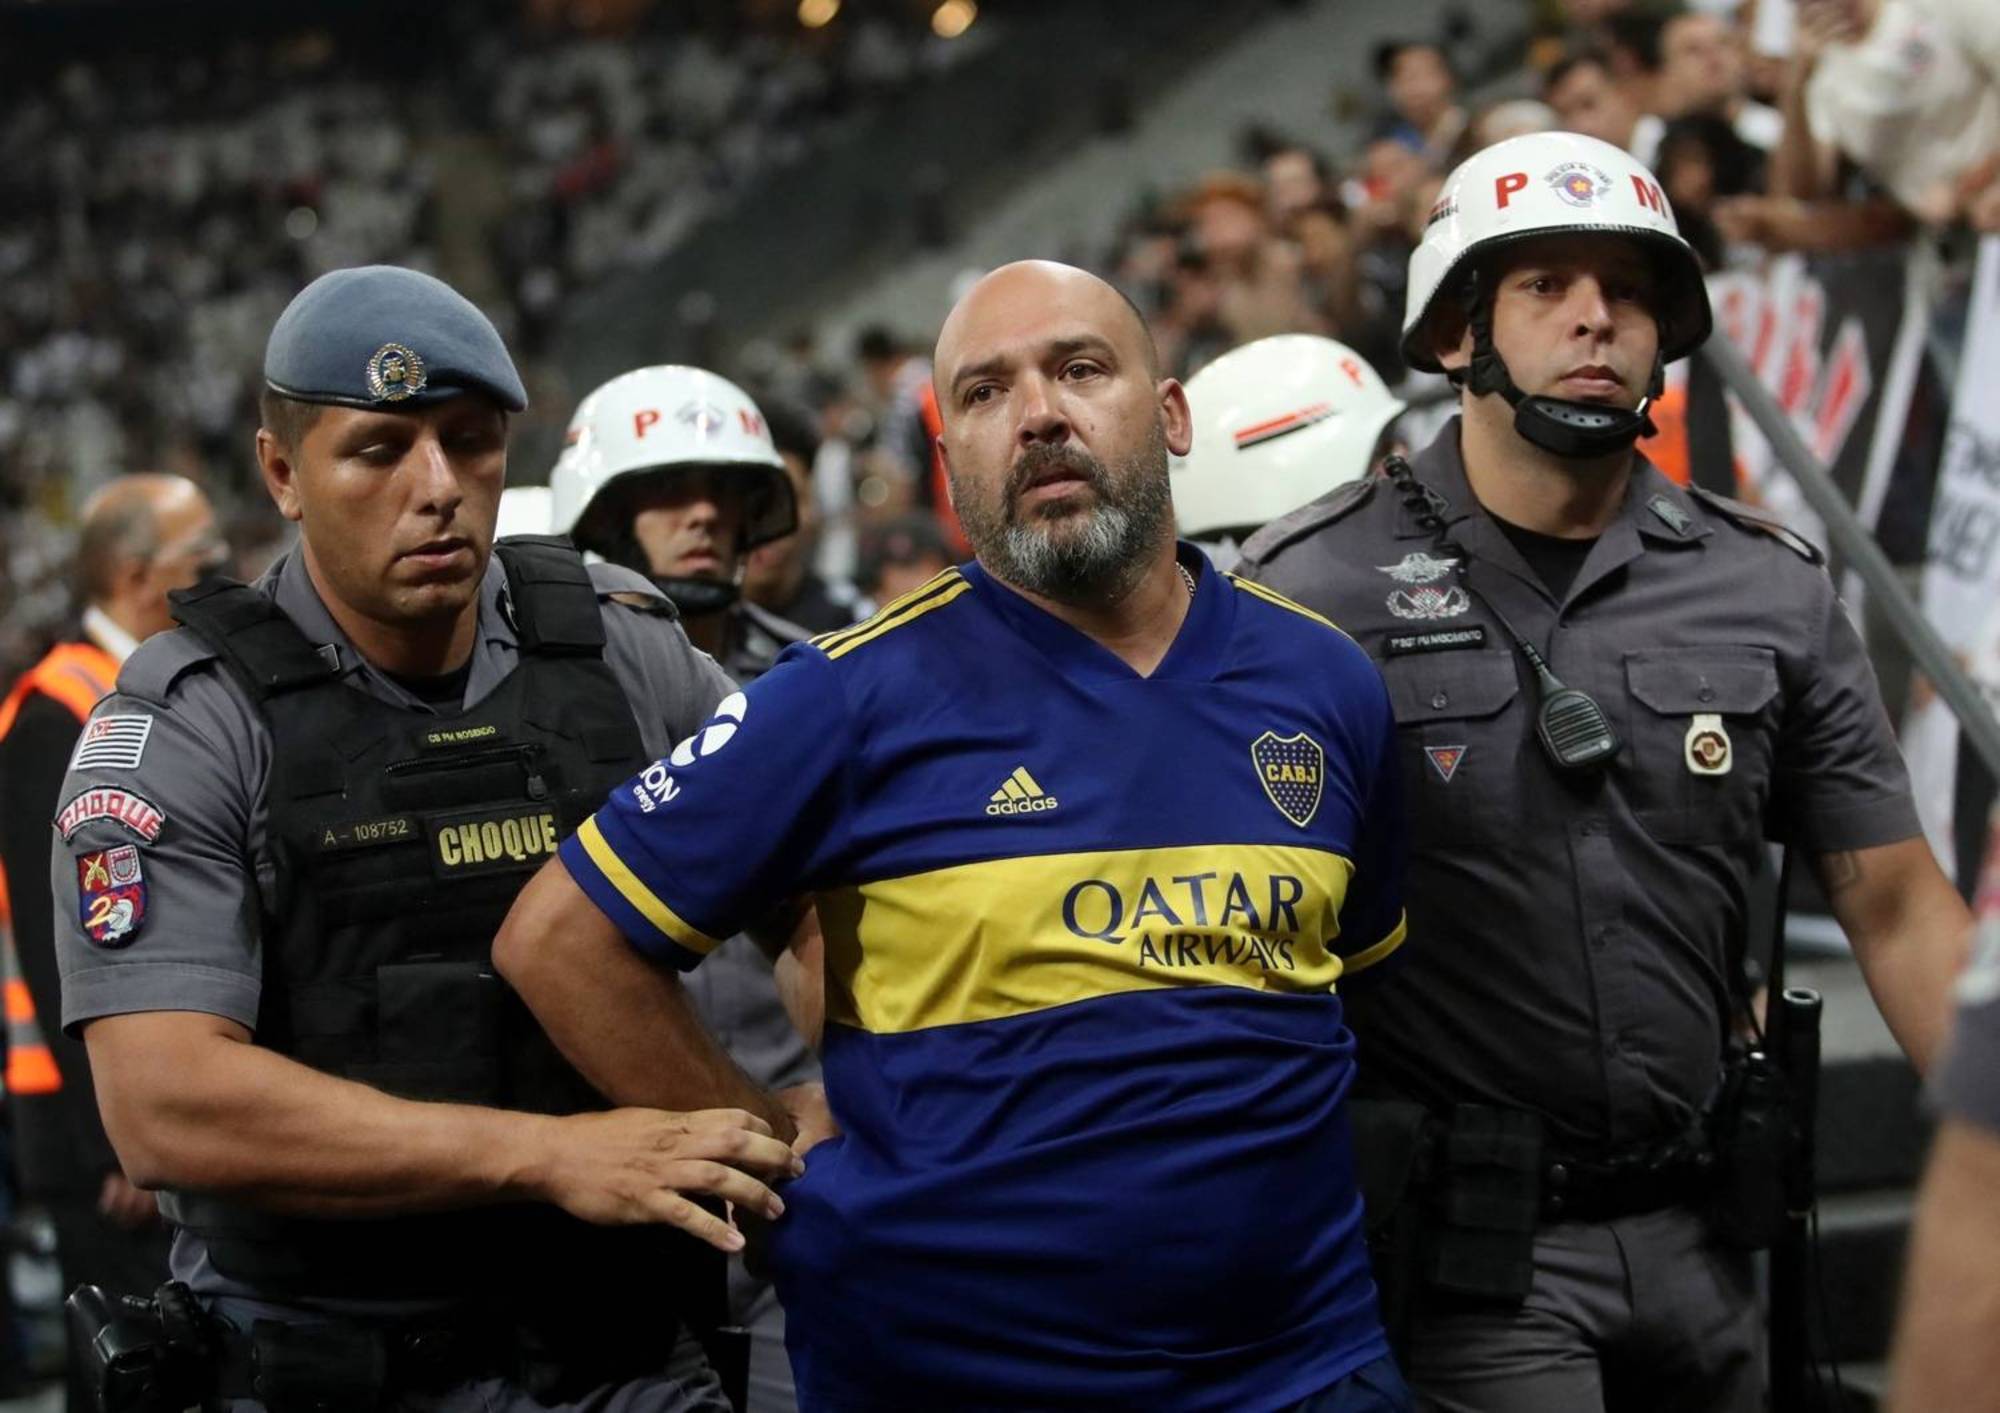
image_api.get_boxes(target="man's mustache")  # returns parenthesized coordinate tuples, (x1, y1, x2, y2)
(1006, 444, 1110, 516)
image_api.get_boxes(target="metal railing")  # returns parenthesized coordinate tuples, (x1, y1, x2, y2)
(1700, 334, 2000, 780)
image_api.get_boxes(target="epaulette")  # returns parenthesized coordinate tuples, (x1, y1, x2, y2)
(740, 598, 810, 647)
(115, 627, 223, 705)
(1688, 487, 1825, 565)
(1236, 477, 1380, 569)
(586, 562, 680, 619)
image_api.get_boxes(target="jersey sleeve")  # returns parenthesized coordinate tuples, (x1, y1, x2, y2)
(54, 679, 265, 1035)
(559, 645, 854, 971)
(1332, 670, 1408, 985)
(1773, 583, 1921, 853)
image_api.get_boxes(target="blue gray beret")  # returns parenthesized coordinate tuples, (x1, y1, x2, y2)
(264, 265, 527, 413)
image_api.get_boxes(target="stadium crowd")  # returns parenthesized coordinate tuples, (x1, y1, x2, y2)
(2, 0, 1997, 667)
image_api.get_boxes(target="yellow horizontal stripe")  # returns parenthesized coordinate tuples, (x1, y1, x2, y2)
(576, 816, 725, 955)
(1227, 574, 1353, 641)
(824, 579, 973, 660)
(816, 843, 1360, 1035)
(1340, 911, 1407, 977)
(812, 569, 965, 653)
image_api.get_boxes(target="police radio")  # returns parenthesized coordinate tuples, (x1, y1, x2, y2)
(1382, 456, 1622, 774)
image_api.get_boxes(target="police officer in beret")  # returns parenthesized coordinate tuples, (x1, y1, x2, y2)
(52, 265, 801, 1412)
(1239, 133, 1969, 1410)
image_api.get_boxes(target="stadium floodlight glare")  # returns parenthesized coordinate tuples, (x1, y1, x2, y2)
(931, 0, 976, 39)
(798, 0, 839, 28)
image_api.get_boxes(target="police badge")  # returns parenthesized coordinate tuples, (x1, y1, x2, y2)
(365, 343, 427, 402)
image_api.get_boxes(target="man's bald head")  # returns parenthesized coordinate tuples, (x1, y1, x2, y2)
(928, 259, 1190, 608)
(934, 260, 1159, 412)
(75, 474, 223, 636)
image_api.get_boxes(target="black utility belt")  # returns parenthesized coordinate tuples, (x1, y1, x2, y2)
(211, 1312, 520, 1407)
(1353, 1094, 1780, 1318)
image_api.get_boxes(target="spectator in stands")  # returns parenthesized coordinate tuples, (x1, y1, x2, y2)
(1655, 113, 1769, 266)
(860, 513, 953, 601)
(1371, 41, 1468, 166)
(1769, 0, 2000, 228)
(1658, 10, 1784, 150)
(1459, 99, 1560, 159)
(1545, 47, 1667, 167)
(743, 400, 872, 635)
(1259, 142, 1336, 228)
(854, 325, 935, 493)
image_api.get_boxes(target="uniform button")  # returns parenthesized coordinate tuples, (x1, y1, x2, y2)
(1547, 1163, 1570, 1190)
(1698, 684, 1716, 703)
(1431, 691, 1449, 710)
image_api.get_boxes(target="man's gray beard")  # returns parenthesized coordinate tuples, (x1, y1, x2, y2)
(955, 429, 1174, 606)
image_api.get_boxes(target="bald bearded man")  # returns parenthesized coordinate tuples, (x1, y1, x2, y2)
(495, 262, 1413, 1411)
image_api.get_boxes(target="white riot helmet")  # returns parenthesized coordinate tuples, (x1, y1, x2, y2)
(550, 365, 796, 615)
(493, 485, 553, 539)
(1403, 131, 1712, 459)
(1173, 335, 1405, 540)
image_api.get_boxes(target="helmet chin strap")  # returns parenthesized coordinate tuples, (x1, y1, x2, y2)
(649, 575, 740, 618)
(1449, 276, 1664, 460)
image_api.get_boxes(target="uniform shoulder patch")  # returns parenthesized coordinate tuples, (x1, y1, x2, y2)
(1236, 477, 1379, 569)
(115, 627, 222, 705)
(588, 563, 680, 619)
(1688, 488, 1825, 565)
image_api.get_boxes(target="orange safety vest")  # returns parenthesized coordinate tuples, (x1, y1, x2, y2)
(0, 640, 119, 1098)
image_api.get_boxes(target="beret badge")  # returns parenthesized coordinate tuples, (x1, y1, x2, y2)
(365, 343, 427, 403)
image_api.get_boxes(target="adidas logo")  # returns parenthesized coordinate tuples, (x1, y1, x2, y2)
(987, 766, 1059, 816)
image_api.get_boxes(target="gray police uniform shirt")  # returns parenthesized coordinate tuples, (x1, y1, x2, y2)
(1239, 418, 1920, 1154)
(50, 548, 733, 1312)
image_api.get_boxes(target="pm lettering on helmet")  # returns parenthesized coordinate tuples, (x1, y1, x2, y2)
(634, 409, 662, 439)
(1631, 175, 1667, 215)
(739, 408, 765, 438)
(1494, 172, 1529, 209)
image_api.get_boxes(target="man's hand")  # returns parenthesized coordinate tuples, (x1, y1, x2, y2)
(97, 1172, 158, 1229)
(525, 1107, 803, 1251)
(777, 1083, 840, 1159)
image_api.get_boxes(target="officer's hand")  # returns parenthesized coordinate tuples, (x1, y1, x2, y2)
(533, 1107, 803, 1252)
(777, 1082, 839, 1159)
(98, 1172, 159, 1229)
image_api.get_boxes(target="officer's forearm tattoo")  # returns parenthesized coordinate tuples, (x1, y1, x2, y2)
(1814, 849, 1864, 897)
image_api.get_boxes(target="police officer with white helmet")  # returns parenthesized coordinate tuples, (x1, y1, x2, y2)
(552, 366, 808, 682)
(553, 365, 821, 1413)
(1239, 132, 1968, 1411)
(1172, 334, 1405, 570)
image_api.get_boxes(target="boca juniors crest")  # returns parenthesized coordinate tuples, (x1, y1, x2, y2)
(76, 844, 146, 948)
(1252, 730, 1325, 828)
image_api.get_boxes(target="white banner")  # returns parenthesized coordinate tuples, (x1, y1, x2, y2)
(1907, 235, 2000, 877)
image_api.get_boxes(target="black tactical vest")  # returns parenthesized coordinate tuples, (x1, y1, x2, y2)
(159, 542, 719, 1321)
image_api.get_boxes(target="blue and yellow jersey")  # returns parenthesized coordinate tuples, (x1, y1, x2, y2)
(562, 547, 1406, 1411)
